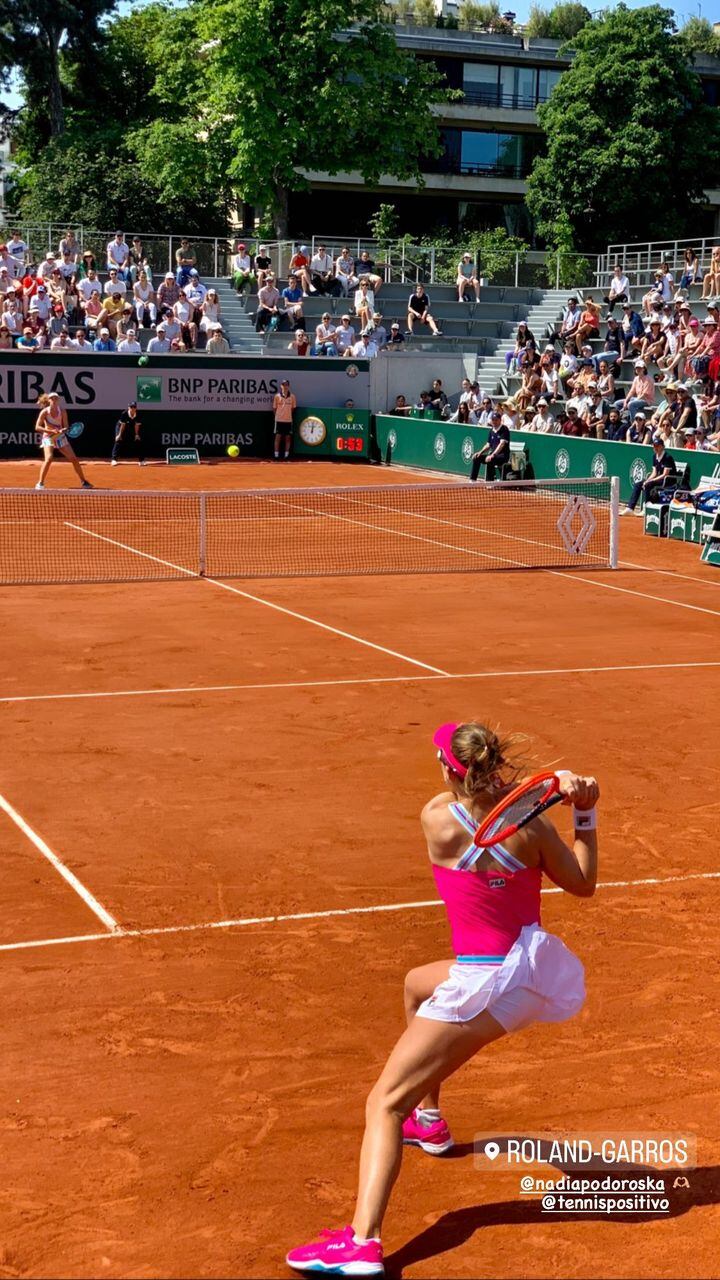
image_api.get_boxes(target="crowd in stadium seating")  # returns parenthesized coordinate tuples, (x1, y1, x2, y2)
(0, 229, 230, 353)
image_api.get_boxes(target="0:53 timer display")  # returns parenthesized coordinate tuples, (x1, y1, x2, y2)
(335, 436, 364, 452)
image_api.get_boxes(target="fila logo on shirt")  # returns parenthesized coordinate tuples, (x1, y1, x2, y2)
(488, 876, 507, 889)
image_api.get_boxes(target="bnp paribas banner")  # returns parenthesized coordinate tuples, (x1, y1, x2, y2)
(0, 354, 370, 458)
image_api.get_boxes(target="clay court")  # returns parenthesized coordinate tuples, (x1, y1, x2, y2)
(1, 456, 719, 1279)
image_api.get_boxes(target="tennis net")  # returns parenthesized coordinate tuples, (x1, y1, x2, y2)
(0, 478, 618, 585)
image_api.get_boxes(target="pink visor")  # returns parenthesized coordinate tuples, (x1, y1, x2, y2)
(433, 722, 467, 779)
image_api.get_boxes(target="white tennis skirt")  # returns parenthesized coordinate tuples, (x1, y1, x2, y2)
(416, 924, 586, 1032)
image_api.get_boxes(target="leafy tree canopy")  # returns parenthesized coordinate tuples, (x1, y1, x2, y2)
(526, 4, 720, 251)
(525, 3, 590, 41)
(679, 16, 720, 60)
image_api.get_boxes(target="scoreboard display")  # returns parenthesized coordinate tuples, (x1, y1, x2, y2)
(293, 407, 370, 460)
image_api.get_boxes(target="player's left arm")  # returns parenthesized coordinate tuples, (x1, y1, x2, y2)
(535, 772, 599, 898)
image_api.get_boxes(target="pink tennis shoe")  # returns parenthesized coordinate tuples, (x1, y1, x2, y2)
(286, 1225, 383, 1275)
(402, 1108, 455, 1155)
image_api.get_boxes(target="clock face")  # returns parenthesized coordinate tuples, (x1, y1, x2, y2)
(298, 415, 327, 445)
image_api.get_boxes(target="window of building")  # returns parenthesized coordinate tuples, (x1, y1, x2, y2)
(463, 62, 500, 104)
(499, 64, 536, 108)
(537, 67, 561, 101)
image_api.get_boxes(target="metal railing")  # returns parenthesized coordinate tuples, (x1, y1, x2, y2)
(461, 87, 550, 110)
(0, 218, 242, 278)
(601, 235, 720, 289)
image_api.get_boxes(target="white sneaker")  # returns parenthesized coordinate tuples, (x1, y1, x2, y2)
(620, 507, 633, 516)
(138, 459, 146, 466)
(35, 482, 45, 490)
(111, 459, 118, 466)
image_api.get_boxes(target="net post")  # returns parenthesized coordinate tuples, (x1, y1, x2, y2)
(609, 475, 620, 569)
(199, 493, 207, 577)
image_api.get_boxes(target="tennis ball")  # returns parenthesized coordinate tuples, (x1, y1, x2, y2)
(138, 354, 149, 367)
(227, 444, 240, 458)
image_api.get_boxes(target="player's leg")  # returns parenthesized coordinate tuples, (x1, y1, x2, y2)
(37, 442, 54, 488)
(111, 422, 126, 464)
(403, 960, 452, 1112)
(282, 432, 291, 459)
(135, 429, 145, 465)
(352, 1009, 507, 1240)
(274, 427, 282, 459)
(58, 441, 91, 487)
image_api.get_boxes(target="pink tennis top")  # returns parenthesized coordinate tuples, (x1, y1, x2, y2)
(433, 801, 542, 959)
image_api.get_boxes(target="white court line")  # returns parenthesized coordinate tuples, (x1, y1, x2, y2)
(1, 869, 719, 954)
(65, 522, 448, 676)
(0, 791, 119, 932)
(4, 658, 720, 706)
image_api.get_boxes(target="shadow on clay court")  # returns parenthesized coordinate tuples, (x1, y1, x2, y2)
(385, 1138, 720, 1278)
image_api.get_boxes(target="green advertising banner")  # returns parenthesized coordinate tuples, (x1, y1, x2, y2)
(374, 416, 720, 502)
(293, 407, 370, 459)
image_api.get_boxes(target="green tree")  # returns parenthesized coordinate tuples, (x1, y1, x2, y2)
(525, 3, 590, 41)
(413, 0, 437, 26)
(526, 5, 720, 250)
(129, 0, 448, 236)
(458, 2, 511, 33)
(679, 16, 720, 60)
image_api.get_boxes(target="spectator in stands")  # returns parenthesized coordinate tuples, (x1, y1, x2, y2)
(617, 358, 655, 420)
(255, 275, 282, 334)
(351, 331, 378, 359)
(59, 228, 80, 263)
(505, 321, 535, 374)
(678, 301, 693, 334)
(640, 317, 666, 365)
(701, 246, 720, 300)
(575, 297, 602, 354)
(106, 232, 130, 280)
(29, 283, 50, 322)
(448, 400, 477, 425)
(37, 251, 57, 281)
(456, 252, 480, 303)
(669, 383, 697, 445)
(49, 325, 73, 351)
(621, 302, 645, 353)
(313, 314, 337, 357)
(78, 265, 101, 306)
(282, 274, 306, 330)
(406, 283, 442, 337)
(604, 265, 630, 315)
(157, 271, 180, 314)
(625, 411, 652, 445)
(352, 250, 383, 295)
(184, 270, 207, 321)
(621, 436, 677, 514)
(528, 397, 554, 432)
(94, 326, 116, 353)
(199, 289, 221, 336)
(655, 317, 683, 379)
(596, 358, 616, 401)
(58, 250, 78, 283)
(680, 316, 702, 375)
(71, 327, 93, 353)
(559, 340, 578, 390)
(652, 262, 675, 307)
(335, 247, 355, 296)
(127, 237, 148, 284)
(517, 356, 542, 410)
(501, 398, 519, 431)
(595, 317, 624, 369)
(688, 317, 720, 383)
(679, 248, 700, 291)
(548, 296, 581, 347)
(310, 244, 341, 296)
(99, 292, 124, 337)
(147, 323, 170, 354)
(175, 237, 197, 287)
(77, 250, 97, 279)
(117, 327, 142, 355)
(288, 328, 310, 356)
(206, 323, 230, 354)
(475, 396, 494, 426)
(16, 325, 39, 352)
(1, 295, 21, 337)
(0, 324, 14, 350)
(115, 306, 135, 345)
(83, 289, 103, 332)
(334, 314, 355, 354)
(173, 293, 198, 349)
(470, 409, 509, 482)
(288, 245, 313, 295)
(133, 271, 157, 328)
(429, 378, 449, 416)
(47, 267, 69, 314)
(386, 322, 405, 352)
(372, 313, 387, 350)
(7, 230, 28, 273)
(391, 394, 411, 415)
(354, 279, 375, 333)
(254, 246, 272, 290)
(162, 313, 182, 345)
(103, 267, 127, 298)
(232, 242, 255, 295)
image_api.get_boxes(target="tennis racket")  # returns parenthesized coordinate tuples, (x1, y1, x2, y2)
(67, 421, 84, 438)
(473, 771, 564, 850)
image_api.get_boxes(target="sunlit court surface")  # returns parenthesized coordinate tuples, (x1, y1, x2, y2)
(1, 456, 719, 1280)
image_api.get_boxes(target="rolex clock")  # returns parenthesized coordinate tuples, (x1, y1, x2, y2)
(298, 416, 327, 446)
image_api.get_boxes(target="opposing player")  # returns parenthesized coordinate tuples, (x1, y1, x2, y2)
(286, 720, 598, 1276)
(35, 392, 93, 490)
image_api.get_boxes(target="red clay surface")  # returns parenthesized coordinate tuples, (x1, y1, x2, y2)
(1, 459, 719, 1279)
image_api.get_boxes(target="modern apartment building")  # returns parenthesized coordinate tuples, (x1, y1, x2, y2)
(295, 25, 720, 238)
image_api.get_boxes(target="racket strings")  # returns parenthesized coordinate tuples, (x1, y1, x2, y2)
(483, 783, 551, 840)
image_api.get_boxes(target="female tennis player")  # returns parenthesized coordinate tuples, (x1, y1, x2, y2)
(286, 720, 599, 1276)
(35, 392, 93, 490)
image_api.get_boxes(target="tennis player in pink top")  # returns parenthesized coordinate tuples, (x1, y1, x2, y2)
(287, 719, 599, 1276)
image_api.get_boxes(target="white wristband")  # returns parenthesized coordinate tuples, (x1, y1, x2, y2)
(573, 806, 597, 831)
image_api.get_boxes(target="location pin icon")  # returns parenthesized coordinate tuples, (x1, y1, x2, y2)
(484, 1141, 500, 1161)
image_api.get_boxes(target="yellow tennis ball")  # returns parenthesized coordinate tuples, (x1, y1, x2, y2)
(227, 444, 240, 458)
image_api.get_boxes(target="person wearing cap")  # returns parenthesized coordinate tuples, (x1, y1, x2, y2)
(616, 360, 655, 421)
(310, 244, 341, 297)
(640, 317, 666, 366)
(147, 324, 171, 354)
(199, 287, 222, 337)
(117, 328, 142, 355)
(206, 323, 230, 355)
(385, 321, 405, 353)
(470, 408, 510, 481)
(76, 249, 97, 279)
(93, 326, 117, 353)
(620, 302, 645, 352)
(111, 402, 145, 467)
(669, 382, 698, 446)
(625, 411, 652, 446)
(334, 313, 356, 354)
(34, 392, 93, 491)
(622, 435, 677, 515)
(656, 318, 684, 380)
(157, 272, 180, 311)
(604, 264, 630, 315)
(529, 397, 555, 433)
(37, 250, 59, 281)
(456, 251, 481, 303)
(350, 330, 379, 360)
(175, 237, 197, 287)
(272, 379, 296, 460)
(288, 245, 313, 295)
(372, 312, 388, 350)
(106, 231, 130, 280)
(231, 242, 255, 295)
(29, 282, 51, 323)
